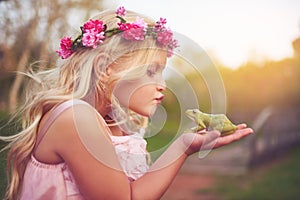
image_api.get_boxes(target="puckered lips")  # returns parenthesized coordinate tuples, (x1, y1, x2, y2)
(155, 95, 164, 104)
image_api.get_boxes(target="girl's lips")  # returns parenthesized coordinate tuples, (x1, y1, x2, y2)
(155, 95, 164, 103)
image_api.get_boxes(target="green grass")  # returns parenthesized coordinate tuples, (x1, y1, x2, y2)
(0, 148, 7, 199)
(198, 146, 300, 200)
(145, 118, 181, 161)
(0, 110, 18, 199)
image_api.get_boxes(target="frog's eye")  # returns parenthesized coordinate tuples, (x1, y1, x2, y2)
(193, 109, 197, 114)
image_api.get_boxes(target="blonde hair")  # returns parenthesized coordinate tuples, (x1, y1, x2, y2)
(0, 9, 166, 200)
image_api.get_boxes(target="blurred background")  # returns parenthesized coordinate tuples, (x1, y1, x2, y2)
(1, 0, 300, 199)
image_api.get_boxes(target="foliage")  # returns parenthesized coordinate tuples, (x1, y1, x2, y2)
(0, 149, 7, 199)
(147, 49, 300, 162)
(0, 110, 22, 199)
(163, 56, 300, 125)
(0, 0, 105, 112)
(0, 111, 11, 199)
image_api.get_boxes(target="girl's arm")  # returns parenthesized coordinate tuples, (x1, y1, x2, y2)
(53, 104, 252, 199)
(131, 123, 252, 199)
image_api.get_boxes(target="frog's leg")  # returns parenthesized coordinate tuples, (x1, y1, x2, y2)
(221, 124, 238, 133)
(220, 129, 236, 136)
(220, 123, 238, 136)
(195, 126, 206, 132)
(197, 118, 207, 130)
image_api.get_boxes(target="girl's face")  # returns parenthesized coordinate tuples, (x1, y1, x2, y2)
(113, 50, 167, 117)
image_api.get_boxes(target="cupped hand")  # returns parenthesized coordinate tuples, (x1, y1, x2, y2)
(181, 123, 253, 156)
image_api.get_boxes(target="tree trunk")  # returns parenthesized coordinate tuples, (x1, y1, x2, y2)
(8, 48, 30, 113)
(8, 15, 39, 113)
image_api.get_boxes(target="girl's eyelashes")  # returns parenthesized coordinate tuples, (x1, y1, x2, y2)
(146, 69, 156, 77)
(146, 64, 163, 77)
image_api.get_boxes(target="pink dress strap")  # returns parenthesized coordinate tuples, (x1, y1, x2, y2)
(35, 99, 89, 151)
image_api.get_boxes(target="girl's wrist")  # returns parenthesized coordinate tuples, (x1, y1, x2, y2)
(176, 134, 191, 157)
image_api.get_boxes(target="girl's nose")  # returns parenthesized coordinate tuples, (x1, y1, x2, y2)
(157, 80, 166, 92)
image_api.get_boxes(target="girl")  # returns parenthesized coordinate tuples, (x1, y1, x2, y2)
(1, 7, 253, 200)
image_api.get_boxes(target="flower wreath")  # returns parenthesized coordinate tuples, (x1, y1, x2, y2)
(56, 6, 178, 59)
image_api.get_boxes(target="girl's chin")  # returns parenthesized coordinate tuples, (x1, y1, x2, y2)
(138, 107, 158, 117)
(148, 106, 158, 117)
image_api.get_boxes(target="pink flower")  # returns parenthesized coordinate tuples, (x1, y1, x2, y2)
(134, 17, 147, 29)
(56, 37, 74, 59)
(118, 22, 139, 31)
(156, 28, 173, 47)
(55, 6, 178, 59)
(166, 40, 179, 57)
(122, 27, 145, 41)
(82, 30, 105, 48)
(118, 17, 147, 41)
(169, 39, 179, 49)
(82, 19, 105, 34)
(82, 19, 106, 48)
(154, 18, 167, 32)
(116, 6, 126, 16)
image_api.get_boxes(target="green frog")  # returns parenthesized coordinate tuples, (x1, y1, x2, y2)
(185, 109, 238, 136)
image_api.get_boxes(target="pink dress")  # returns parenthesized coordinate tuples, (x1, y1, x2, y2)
(20, 99, 149, 200)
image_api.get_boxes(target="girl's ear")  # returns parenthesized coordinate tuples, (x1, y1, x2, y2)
(93, 53, 111, 82)
(99, 71, 110, 84)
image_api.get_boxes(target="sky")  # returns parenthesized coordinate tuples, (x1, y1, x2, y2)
(104, 0, 300, 69)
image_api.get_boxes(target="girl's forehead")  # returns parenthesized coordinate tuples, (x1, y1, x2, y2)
(139, 49, 167, 66)
(154, 51, 167, 65)
(111, 49, 167, 71)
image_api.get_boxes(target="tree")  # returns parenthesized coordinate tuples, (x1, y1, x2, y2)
(0, 0, 104, 112)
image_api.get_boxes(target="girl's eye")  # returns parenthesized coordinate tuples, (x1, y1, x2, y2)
(146, 69, 156, 77)
(147, 64, 162, 77)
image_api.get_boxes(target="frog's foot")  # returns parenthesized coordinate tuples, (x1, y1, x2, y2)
(184, 127, 206, 134)
(197, 129, 207, 134)
(220, 129, 236, 136)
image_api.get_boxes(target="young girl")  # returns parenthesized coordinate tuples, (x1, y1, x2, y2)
(1, 7, 253, 200)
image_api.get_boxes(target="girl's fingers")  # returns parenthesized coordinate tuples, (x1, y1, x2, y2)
(203, 130, 221, 143)
(214, 127, 254, 148)
(198, 130, 221, 150)
(184, 126, 254, 152)
(236, 123, 247, 129)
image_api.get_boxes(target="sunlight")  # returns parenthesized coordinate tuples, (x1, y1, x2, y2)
(107, 0, 300, 69)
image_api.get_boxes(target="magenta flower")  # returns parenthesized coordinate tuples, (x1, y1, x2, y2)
(82, 19, 105, 34)
(56, 37, 74, 59)
(56, 6, 178, 59)
(154, 18, 167, 32)
(118, 17, 146, 41)
(82, 31, 105, 48)
(116, 6, 126, 16)
(134, 17, 147, 29)
(118, 22, 139, 31)
(156, 28, 173, 47)
(166, 39, 179, 57)
(122, 27, 145, 41)
(169, 39, 179, 49)
(81, 19, 106, 48)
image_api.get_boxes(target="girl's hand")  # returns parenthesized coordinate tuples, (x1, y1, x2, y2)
(181, 123, 253, 156)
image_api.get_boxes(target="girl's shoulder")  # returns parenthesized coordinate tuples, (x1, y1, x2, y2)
(35, 99, 110, 164)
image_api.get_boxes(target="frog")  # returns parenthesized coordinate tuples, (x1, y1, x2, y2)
(185, 109, 238, 136)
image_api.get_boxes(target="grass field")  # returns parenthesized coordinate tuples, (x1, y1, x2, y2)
(197, 145, 300, 199)
(0, 111, 14, 200)
(0, 149, 7, 199)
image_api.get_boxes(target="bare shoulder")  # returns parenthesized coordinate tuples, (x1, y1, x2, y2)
(50, 104, 130, 199)
(51, 103, 111, 154)
(35, 103, 108, 163)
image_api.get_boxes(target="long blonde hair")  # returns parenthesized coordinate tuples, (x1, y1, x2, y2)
(0, 9, 166, 200)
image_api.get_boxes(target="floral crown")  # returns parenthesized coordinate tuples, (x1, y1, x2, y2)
(56, 6, 178, 59)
